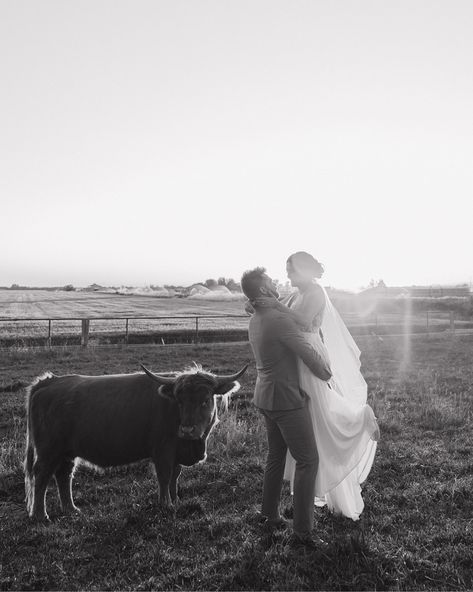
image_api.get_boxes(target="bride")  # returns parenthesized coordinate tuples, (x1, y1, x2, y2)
(254, 251, 379, 521)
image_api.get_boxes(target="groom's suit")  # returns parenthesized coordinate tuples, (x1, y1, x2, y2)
(249, 308, 331, 409)
(248, 307, 331, 535)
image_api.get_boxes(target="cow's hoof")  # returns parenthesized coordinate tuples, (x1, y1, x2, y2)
(29, 514, 51, 525)
(158, 501, 176, 517)
(62, 505, 82, 516)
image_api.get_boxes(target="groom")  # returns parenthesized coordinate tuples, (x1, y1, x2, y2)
(240, 267, 332, 545)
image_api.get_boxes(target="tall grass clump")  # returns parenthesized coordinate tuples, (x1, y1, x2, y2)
(416, 383, 471, 431)
(209, 401, 266, 459)
(0, 415, 25, 478)
(398, 364, 473, 431)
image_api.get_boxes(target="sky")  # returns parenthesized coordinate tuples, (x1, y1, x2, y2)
(1, 0, 472, 291)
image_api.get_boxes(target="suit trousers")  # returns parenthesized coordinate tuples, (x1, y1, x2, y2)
(260, 404, 318, 535)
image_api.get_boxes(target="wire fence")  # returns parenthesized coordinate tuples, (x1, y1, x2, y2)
(1, 310, 472, 350)
(0, 315, 249, 349)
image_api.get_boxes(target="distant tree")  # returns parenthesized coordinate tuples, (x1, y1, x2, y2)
(63, 284, 75, 291)
(205, 278, 217, 289)
(226, 279, 241, 292)
(10, 284, 20, 290)
(218, 277, 227, 286)
(366, 278, 386, 290)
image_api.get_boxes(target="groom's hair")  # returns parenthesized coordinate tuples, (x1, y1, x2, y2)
(240, 267, 267, 299)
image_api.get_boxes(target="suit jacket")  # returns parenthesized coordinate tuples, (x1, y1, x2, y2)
(248, 308, 332, 411)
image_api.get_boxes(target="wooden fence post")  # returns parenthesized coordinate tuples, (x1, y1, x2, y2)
(81, 319, 90, 347)
(450, 311, 455, 332)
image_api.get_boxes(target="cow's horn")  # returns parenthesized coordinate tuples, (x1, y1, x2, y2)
(140, 364, 176, 385)
(215, 364, 249, 387)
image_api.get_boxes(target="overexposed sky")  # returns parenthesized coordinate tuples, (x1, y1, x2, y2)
(1, 0, 472, 290)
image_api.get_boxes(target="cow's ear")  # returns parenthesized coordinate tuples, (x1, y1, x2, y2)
(157, 384, 174, 399)
(214, 380, 241, 396)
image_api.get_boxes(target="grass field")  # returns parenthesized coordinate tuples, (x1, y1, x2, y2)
(1, 332, 472, 590)
(0, 290, 246, 318)
(0, 290, 250, 348)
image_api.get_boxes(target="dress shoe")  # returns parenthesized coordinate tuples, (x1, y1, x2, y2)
(249, 511, 291, 530)
(263, 516, 291, 531)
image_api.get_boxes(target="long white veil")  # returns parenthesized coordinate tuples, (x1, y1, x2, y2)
(320, 287, 368, 407)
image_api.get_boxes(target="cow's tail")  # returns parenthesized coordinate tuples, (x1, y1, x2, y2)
(24, 430, 35, 515)
(24, 372, 54, 515)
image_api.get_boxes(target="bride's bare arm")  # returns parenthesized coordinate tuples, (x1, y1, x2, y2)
(265, 286, 325, 329)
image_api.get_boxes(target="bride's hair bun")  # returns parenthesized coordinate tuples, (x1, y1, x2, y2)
(287, 251, 324, 279)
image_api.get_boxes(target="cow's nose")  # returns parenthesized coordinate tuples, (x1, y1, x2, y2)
(180, 425, 195, 436)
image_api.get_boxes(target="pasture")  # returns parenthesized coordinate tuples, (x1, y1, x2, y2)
(1, 290, 470, 350)
(1, 332, 472, 590)
(0, 290, 246, 318)
(0, 290, 249, 348)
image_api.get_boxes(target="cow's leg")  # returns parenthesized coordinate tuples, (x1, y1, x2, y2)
(54, 459, 80, 515)
(153, 455, 174, 507)
(30, 457, 55, 522)
(170, 465, 182, 503)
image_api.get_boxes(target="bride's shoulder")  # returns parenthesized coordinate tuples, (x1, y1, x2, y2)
(305, 282, 325, 302)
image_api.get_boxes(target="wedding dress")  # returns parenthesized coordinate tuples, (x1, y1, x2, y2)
(284, 287, 379, 521)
